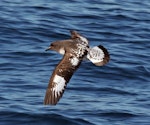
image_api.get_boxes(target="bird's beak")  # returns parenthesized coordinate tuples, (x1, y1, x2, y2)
(45, 46, 51, 51)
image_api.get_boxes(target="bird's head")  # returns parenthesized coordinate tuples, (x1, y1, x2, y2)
(45, 42, 57, 51)
(45, 42, 60, 51)
(45, 42, 65, 55)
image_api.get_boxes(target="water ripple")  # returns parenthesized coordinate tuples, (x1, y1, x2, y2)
(0, 0, 150, 125)
(0, 111, 93, 125)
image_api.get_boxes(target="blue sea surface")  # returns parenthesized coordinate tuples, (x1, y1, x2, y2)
(0, 0, 150, 125)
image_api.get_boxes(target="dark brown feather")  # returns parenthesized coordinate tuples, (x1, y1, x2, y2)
(44, 53, 82, 105)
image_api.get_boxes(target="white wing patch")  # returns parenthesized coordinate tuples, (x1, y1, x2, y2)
(53, 75, 66, 97)
(70, 36, 88, 58)
(87, 46, 105, 63)
(71, 43, 87, 58)
(70, 56, 79, 66)
(79, 36, 88, 44)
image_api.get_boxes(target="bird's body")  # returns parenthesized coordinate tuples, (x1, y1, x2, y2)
(44, 31, 109, 105)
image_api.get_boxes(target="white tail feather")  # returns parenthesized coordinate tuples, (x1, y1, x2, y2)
(87, 45, 110, 66)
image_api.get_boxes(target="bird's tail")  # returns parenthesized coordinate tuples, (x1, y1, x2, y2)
(87, 45, 110, 66)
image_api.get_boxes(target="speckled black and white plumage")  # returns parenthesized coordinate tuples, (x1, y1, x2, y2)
(44, 31, 110, 105)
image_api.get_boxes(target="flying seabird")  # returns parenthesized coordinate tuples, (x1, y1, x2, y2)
(44, 31, 110, 105)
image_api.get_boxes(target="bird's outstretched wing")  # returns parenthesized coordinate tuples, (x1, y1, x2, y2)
(44, 53, 81, 105)
(87, 45, 110, 66)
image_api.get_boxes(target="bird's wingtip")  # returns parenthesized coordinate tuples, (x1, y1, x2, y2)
(70, 30, 81, 39)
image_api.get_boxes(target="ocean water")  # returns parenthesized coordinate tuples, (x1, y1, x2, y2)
(0, 0, 150, 125)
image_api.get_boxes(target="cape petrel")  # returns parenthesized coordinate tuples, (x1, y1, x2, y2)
(44, 31, 110, 105)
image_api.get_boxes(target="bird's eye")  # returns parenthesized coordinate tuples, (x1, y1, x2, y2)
(51, 43, 54, 46)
